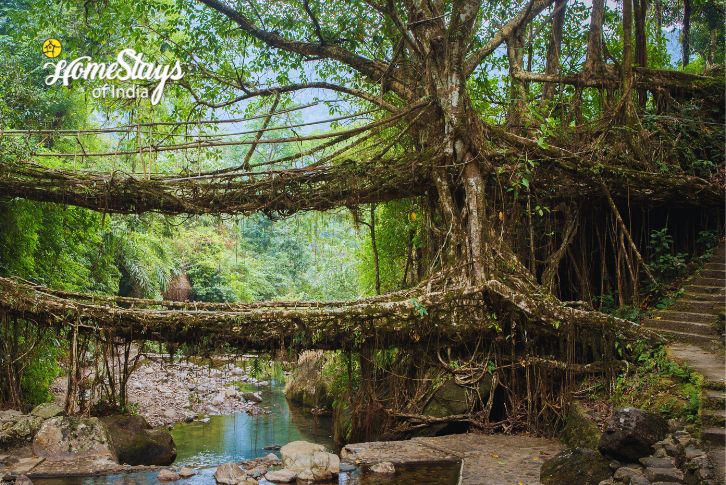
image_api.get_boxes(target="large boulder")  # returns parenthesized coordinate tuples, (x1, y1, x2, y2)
(101, 415, 176, 466)
(31, 403, 64, 419)
(598, 408, 668, 462)
(284, 351, 333, 408)
(560, 402, 601, 450)
(280, 440, 340, 480)
(0, 410, 26, 448)
(540, 448, 612, 485)
(415, 376, 491, 437)
(33, 416, 116, 461)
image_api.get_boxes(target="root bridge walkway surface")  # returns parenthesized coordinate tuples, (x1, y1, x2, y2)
(643, 239, 726, 482)
(341, 433, 563, 485)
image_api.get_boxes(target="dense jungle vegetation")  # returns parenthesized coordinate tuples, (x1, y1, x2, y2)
(0, 0, 722, 441)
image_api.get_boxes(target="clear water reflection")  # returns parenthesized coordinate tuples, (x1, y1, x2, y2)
(33, 380, 460, 485)
(171, 381, 334, 466)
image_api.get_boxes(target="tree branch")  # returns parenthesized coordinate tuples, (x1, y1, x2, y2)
(464, 0, 554, 76)
(196, 0, 411, 98)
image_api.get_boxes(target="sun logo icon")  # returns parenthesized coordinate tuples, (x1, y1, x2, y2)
(42, 38, 62, 58)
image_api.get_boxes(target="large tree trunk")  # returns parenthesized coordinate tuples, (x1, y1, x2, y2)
(585, 0, 606, 74)
(634, 0, 648, 107)
(542, 0, 568, 103)
(682, 0, 691, 67)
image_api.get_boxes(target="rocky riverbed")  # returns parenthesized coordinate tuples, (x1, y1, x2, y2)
(50, 356, 268, 427)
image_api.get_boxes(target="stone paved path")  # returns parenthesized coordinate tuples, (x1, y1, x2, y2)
(341, 433, 563, 485)
(644, 239, 725, 482)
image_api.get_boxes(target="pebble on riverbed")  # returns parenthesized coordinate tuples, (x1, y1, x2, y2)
(157, 468, 181, 481)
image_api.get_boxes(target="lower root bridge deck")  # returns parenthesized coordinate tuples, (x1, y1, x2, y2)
(0, 275, 650, 354)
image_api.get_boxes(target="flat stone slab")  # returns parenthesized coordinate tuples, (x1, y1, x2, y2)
(28, 457, 160, 478)
(7, 457, 45, 474)
(343, 433, 563, 484)
(342, 438, 458, 465)
(667, 344, 725, 385)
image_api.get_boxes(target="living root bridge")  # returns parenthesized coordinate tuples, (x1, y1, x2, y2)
(0, 155, 721, 217)
(0, 156, 430, 216)
(0, 276, 651, 352)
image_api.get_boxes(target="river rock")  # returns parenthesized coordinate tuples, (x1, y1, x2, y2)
(157, 469, 181, 481)
(598, 408, 668, 461)
(33, 416, 116, 461)
(14, 475, 33, 485)
(214, 462, 247, 484)
(101, 415, 176, 466)
(246, 465, 268, 478)
(280, 440, 340, 480)
(242, 392, 262, 403)
(179, 467, 196, 478)
(540, 448, 612, 485)
(614, 466, 648, 484)
(265, 469, 297, 483)
(0, 410, 42, 447)
(644, 466, 684, 482)
(31, 403, 64, 419)
(371, 461, 395, 474)
(10, 415, 43, 443)
(262, 452, 281, 464)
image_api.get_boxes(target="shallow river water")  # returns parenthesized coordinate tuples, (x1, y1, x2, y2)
(34, 381, 460, 485)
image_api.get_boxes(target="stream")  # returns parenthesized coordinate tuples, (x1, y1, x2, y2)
(34, 381, 460, 484)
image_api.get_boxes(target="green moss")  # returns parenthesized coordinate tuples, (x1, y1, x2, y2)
(611, 342, 702, 423)
(560, 403, 601, 450)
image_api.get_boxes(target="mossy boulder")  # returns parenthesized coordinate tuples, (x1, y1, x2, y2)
(410, 376, 492, 437)
(284, 351, 334, 409)
(560, 402, 601, 450)
(31, 403, 64, 419)
(422, 376, 492, 418)
(540, 448, 611, 485)
(33, 416, 116, 460)
(101, 415, 176, 466)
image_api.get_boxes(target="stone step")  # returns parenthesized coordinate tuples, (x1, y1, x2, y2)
(682, 291, 725, 302)
(659, 329, 721, 345)
(704, 379, 726, 392)
(702, 427, 726, 447)
(670, 300, 724, 314)
(704, 262, 726, 271)
(702, 408, 726, 427)
(700, 268, 726, 279)
(691, 277, 726, 287)
(681, 293, 726, 305)
(702, 389, 726, 410)
(658, 310, 717, 324)
(684, 285, 726, 295)
(643, 319, 717, 336)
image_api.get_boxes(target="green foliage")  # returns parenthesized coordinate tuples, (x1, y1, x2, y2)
(696, 229, 719, 252)
(612, 341, 701, 422)
(323, 351, 360, 404)
(358, 200, 423, 295)
(20, 332, 61, 406)
(648, 228, 687, 281)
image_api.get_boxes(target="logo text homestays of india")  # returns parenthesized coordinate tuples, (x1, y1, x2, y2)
(43, 46, 184, 105)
